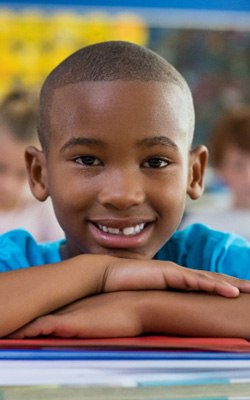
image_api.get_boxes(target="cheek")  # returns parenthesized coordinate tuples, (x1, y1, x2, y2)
(152, 174, 187, 214)
(149, 183, 187, 252)
(48, 173, 97, 218)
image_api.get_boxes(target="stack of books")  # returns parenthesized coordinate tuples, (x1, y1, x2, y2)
(1, 336, 250, 399)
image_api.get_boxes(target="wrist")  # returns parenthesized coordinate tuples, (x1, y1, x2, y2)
(73, 253, 115, 294)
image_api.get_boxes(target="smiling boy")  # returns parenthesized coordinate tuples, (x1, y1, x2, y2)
(1, 41, 250, 339)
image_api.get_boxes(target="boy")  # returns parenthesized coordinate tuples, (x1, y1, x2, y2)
(1, 41, 250, 339)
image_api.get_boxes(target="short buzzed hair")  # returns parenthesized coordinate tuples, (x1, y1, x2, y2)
(38, 41, 194, 151)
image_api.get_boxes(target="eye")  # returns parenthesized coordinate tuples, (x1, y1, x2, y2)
(74, 156, 102, 166)
(142, 157, 169, 169)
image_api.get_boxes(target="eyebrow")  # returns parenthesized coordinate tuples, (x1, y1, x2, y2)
(60, 135, 179, 153)
(60, 137, 107, 153)
(136, 136, 179, 151)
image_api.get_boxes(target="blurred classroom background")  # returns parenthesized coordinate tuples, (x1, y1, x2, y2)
(0, 0, 250, 237)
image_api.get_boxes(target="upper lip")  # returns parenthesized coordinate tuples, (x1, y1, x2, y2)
(89, 218, 154, 229)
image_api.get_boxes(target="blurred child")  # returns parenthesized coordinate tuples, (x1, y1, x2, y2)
(0, 89, 63, 241)
(181, 106, 250, 240)
(1, 42, 250, 340)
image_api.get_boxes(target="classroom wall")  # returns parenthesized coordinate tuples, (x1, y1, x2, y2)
(0, 0, 249, 145)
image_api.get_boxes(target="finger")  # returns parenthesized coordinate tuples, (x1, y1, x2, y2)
(193, 277, 240, 298)
(105, 259, 250, 297)
(213, 274, 250, 294)
(163, 268, 240, 298)
(197, 271, 250, 294)
(7, 315, 56, 338)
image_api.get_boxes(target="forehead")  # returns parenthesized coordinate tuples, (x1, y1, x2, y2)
(49, 80, 192, 148)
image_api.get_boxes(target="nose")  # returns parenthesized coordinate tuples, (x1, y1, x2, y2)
(98, 169, 145, 210)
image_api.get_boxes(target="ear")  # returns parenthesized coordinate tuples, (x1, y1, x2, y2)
(187, 145, 208, 200)
(25, 145, 49, 202)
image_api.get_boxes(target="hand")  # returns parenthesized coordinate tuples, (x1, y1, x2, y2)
(8, 292, 144, 339)
(104, 257, 250, 298)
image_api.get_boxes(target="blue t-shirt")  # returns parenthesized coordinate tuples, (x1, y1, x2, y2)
(0, 224, 249, 279)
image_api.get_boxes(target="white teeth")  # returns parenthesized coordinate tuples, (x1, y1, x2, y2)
(97, 223, 145, 236)
(108, 227, 120, 235)
(123, 227, 135, 236)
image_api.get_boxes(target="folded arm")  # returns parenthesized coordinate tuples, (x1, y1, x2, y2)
(1, 254, 250, 337)
(9, 290, 250, 339)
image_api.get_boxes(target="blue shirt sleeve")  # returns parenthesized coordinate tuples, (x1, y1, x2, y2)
(155, 223, 250, 280)
(0, 229, 62, 272)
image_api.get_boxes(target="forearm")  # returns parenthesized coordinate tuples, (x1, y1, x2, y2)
(2, 254, 250, 338)
(141, 291, 250, 338)
(0, 254, 112, 337)
(10, 290, 250, 340)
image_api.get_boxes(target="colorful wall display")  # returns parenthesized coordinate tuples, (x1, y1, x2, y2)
(0, 2, 249, 143)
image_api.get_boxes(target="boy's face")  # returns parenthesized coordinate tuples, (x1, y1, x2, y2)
(28, 80, 206, 259)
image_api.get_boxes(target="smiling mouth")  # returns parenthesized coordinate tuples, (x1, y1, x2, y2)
(97, 223, 146, 236)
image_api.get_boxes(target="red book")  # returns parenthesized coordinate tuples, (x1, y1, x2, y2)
(0, 336, 250, 352)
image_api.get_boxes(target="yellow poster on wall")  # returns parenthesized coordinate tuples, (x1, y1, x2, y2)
(0, 8, 148, 98)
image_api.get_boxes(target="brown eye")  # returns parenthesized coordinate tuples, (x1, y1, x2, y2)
(74, 156, 101, 166)
(143, 158, 169, 168)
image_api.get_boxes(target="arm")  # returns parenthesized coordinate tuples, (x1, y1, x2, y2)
(141, 291, 250, 338)
(1, 255, 250, 337)
(9, 290, 250, 339)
